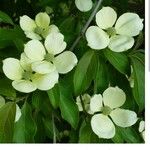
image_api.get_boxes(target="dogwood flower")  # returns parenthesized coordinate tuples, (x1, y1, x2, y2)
(24, 32, 78, 77)
(90, 86, 138, 139)
(75, 0, 93, 12)
(20, 12, 59, 40)
(3, 53, 59, 93)
(139, 120, 145, 140)
(76, 94, 93, 114)
(86, 7, 143, 52)
(0, 95, 21, 122)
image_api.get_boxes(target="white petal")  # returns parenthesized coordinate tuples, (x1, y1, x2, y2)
(53, 51, 77, 74)
(32, 71, 59, 90)
(20, 15, 36, 32)
(85, 26, 110, 50)
(20, 53, 33, 71)
(75, 0, 93, 12)
(24, 40, 46, 61)
(115, 13, 143, 36)
(3, 58, 23, 80)
(110, 108, 138, 127)
(139, 121, 145, 132)
(0, 95, 5, 108)
(103, 87, 126, 109)
(25, 31, 42, 40)
(76, 96, 83, 111)
(96, 7, 117, 29)
(31, 61, 56, 74)
(91, 114, 115, 139)
(108, 35, 134, 52)
(35, 12, 50, 29)
(15, 105, 21, 122)
(12, 80, 37, 93)
(42, 24, 59, 38)
(90, 94, 103, 113)
(45, 32, 67, 55)
(142, 131, 145, 141)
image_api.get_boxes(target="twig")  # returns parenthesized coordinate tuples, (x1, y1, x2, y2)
(52, 113, 57, 143)
(69, 0, 103, 51)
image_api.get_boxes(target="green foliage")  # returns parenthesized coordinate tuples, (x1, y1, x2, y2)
(0, 0, 145, 144)
(74, 50, 98, 96)
(13, 102, 37, 143)
(0, 102, 16, 143)
(130, 52, 145, 112)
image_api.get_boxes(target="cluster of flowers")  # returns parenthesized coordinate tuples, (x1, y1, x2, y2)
(2, 12, 78, 93)
(76, 86, 144, 140)
(1, 5, 144, 140)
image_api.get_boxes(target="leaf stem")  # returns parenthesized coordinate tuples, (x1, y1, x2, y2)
(69, 0, 103, 51)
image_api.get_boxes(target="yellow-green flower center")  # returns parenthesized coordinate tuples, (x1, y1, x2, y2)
(44, 53, 54, 62)
(22, 71, 33, 80)
(101, 106, 112, 116)
(106, 27, 116, 36)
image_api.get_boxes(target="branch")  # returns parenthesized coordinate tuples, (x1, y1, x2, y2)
(69, 0, 103, 51)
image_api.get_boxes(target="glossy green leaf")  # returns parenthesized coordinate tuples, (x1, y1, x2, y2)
(94, 56, 109, 93)
(0, 78, 16, 99)
(59, 82, 79, 129)
(0, 102, 16, 143)
(130, 52, 145, 112)
(0, 10, 13, 25)
(74, 50, 98, 95)
(118, 127, 143, 143)
(13, 102, 37, 143)
(104, 49, 130, 75)
(47, 84, 60, 109)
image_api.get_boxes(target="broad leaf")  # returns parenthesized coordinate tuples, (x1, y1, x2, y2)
(0, 78, 16, 99)
(0, 10, 13, 25)
(47, 84, 60, 109)
(13, 102, 37, 143)
(74, 50, 98, 95)
(59, 82, 79, 129)
(130, 52, 145, 112)
(0, 102, 16, 143)
(104, 48, 130, 75)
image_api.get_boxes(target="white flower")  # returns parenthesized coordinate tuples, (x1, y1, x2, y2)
(3, 54, 58, 93)
(20, 12, 59, 40)
(24, 32, 78, 76)
(0, 95, 21, 122)
(75, 0, 93, 12)
(139, 120, 145, 141)
(86, 7, 143, 52)
(76, 94, 93, 114)
(90, 86, 138, 139)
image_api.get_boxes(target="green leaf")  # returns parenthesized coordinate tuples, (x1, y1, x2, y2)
(112, 127, 124, 143)
(13, 102, 37, 143)
(74, 50, 98, 95)
(0, 102, 16, 143)
(130, 52, 145, 112)
(0, 10, 14, 25)
(47, 84, 60, 109)
(103, 49, 130, 75)
(79, 121, 99, 143)
(0, 26, 25, 41)
(59, 82, 79, 129)
(94, 56, 109, 93)
(118, 127, 142, 143)
(0, 78, 16, 99)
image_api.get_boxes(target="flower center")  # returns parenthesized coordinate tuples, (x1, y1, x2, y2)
(44, 53, 54, 62)
(22, 71, 33, 80)
(106, 27, 116, 36)
(101, 106, 112, 116)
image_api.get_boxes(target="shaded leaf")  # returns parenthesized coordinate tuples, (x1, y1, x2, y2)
(0, 102, 16, 143)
